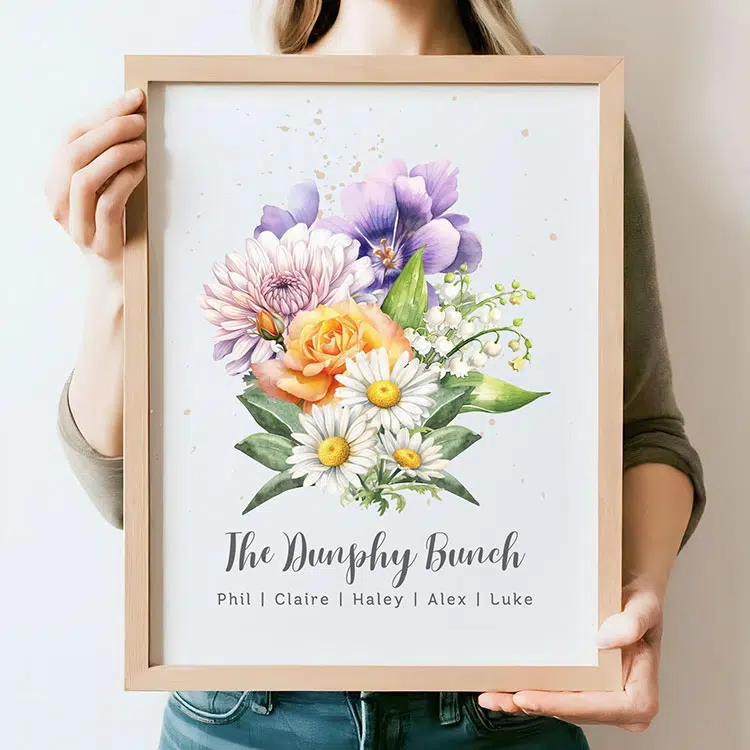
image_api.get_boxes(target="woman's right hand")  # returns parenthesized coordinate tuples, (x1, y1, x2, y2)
(45, 87, 146, 271)
(49, 88, 146, 458)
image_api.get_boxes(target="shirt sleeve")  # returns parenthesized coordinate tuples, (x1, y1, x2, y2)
(622, 116, 706, 547)
(57, 374, 124, 530)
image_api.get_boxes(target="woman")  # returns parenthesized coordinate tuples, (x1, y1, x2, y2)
(47, 1, 706, 748)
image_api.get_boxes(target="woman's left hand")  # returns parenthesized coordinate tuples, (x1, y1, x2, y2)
(478, 576, 663, 732)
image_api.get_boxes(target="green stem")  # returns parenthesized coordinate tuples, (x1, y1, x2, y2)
(461, 290, 533, 316)
(445, 327, 530, 359)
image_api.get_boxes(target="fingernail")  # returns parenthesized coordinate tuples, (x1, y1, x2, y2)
(477, 695, 493, 710)
(124, 88, 142, 104)
(513, 697, 537, 714)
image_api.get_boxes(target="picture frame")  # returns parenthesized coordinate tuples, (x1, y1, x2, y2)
(123, 54, 624, 692)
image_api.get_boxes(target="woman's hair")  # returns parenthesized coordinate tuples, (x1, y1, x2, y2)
(273, 0, 535, 55)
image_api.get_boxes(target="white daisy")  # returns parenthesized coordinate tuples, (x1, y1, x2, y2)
(379, 428, 449, 481)
(287, 405, 377, 493)
(335, 348, 439, 432)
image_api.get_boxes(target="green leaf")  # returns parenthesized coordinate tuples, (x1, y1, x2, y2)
(380, 247, 428, 330)
(427, 425, 481, 460)
(442, 372, 549, 414)
(430, 472, 480, 506)
(237, 387, 303, 439)
(423, 386, 474, 429)
(242, 470, 304, 514)
(234, 433, 296, 471)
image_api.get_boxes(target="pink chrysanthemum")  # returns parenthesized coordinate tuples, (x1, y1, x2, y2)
(198, 224, 374, 374)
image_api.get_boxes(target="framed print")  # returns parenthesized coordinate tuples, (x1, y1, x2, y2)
(123, 55, 624, 692)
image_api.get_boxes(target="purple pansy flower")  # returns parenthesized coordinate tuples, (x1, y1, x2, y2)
(318, 159, 482, 300)
(254, 180, 320, 238)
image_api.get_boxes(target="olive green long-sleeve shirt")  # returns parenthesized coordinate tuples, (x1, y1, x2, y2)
(57, 119, 706, 544)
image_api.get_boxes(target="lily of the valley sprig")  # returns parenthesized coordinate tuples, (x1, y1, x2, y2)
(199, 158, 550, 515)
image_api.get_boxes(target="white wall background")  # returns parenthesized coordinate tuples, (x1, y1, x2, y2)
(1, 1, 746, 748)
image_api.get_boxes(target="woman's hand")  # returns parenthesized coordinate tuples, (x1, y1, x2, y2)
(478, 575, 663, 732)
(47, 89, 146, 457)
(45, 88, 146, 270)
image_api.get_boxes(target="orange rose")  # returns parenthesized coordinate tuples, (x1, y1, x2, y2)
(252, 299, 412, 411)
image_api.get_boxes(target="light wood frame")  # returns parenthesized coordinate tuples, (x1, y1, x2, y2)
(124, 55, 624, 692)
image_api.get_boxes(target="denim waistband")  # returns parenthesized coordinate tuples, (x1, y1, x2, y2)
(249, 691, 462, 726)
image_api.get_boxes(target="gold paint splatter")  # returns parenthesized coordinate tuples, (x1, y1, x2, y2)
(316, 108, 322, 115)
(521, 128, 530, 137)
(339, 182, 345, 187)
(323, 154, 329, 159)
(317, 210, 324, 219)
(314, 118, 322, 125)
(325, 193, 332, 200)
(351, 161, 362, 173)
(380, 137, 384, 143)
(308, 131, 315, 136)
(549, 233, 558, 241)
(329, 185, 337, 190)
(368, 146, 377, 152)
(314, 170, 325, 179)
(278, 125, 289, 132)
(183, 409, 191, 415)
(489, 418, 496, 425)
(452, 95, 457, 101)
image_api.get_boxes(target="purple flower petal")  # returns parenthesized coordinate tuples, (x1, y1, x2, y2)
(426, 282, 438, 308)
(394, 175, 433, 241)
(254, 206, 296, 239)
(366, 158, 408, 184)
(443, 213, 483, 272)
(287, 181, 319, 227)
(340, 180, 398, 249)
(401, 218, 460, 274)
(409, 161, 459, 217)
(213, 337, 238, 360)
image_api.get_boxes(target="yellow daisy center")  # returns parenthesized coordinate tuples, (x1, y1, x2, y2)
(366, 380, 401, 408)
(317, 436, 351, 467)
(393, 448, 422, 469)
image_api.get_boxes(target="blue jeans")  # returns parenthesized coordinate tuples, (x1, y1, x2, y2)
(158, 691, 589, 749)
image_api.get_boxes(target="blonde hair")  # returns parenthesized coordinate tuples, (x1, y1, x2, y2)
(273, 0, 535, 56)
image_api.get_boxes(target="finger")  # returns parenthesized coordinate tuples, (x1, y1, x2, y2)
(513, 690, 629, 726)
(68, 114, 146, 173)
(513, 643, 659, 726)
(94, 160, 146, 257)
(620, 723, 651, 733)
(597, 587, 661, 649)
(66, 88, 144, 143)
(68, 141, 146, 248)
(477, 693, 523, 714)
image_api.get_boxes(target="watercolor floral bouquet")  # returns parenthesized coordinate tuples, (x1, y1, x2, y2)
(199, 159, 548, 515)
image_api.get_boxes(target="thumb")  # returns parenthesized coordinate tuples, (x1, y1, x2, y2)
(597, 587, 661, 649)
